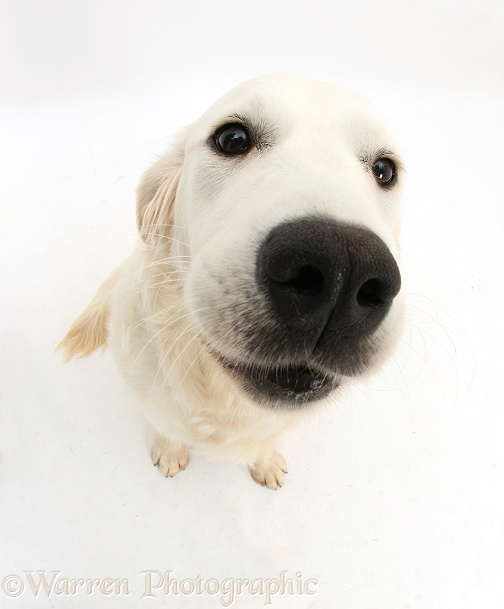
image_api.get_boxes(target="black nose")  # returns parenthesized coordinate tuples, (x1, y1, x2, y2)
(256, 217, 401, 356)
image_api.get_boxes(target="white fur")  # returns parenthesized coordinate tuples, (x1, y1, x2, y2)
(60, 75, 405, 489)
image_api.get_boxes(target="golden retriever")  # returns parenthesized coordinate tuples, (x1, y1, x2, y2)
(59, 74, 405, 489)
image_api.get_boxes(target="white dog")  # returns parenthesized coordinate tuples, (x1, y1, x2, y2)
(59, 74, 405, 489)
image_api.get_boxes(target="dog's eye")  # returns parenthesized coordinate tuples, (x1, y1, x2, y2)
(372, 158, 396, 186)
(213, 123, 252, 156)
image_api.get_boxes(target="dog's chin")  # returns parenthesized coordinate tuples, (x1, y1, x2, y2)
(220, 358, 340, 409)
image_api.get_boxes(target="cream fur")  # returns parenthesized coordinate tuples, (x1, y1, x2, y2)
(59, 75, 405, 489)
(57, 269, 119, 360)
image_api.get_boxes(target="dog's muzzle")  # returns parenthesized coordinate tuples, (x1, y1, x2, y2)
(224, 217, 401, 408)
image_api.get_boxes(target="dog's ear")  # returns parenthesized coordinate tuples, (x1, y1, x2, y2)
(136, 127, 189, 246)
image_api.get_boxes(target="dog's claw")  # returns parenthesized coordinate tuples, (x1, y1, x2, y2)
(250, 451, 287, 490)
(151, 436, 189, 478)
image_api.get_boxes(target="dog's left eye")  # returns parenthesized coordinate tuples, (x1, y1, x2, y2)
(213, 123, 252, 156)
(372, 158, 396, 186)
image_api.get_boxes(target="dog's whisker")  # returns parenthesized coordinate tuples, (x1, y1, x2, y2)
(128, 302, 206, 374)
(142, 255, 192, 270)
(154, 315, 212, 391)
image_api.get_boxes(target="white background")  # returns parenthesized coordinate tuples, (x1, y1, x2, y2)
(1, 1, 503, 607)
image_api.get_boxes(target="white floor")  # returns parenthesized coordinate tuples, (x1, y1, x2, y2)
(1, 2, 504, 608)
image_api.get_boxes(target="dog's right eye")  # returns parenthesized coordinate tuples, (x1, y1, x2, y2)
(213, 123, 252, 156)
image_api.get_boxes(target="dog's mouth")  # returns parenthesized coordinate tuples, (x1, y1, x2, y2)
(220, 359, 339, 407)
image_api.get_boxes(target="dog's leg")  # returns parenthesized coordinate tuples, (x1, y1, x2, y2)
(151, 435, 189, 478)
(249, 450, 288, 490)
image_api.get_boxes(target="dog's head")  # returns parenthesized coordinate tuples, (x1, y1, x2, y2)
(136, 74, 405, 409)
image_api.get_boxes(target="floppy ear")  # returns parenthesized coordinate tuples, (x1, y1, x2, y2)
(136, 127, 189, 246)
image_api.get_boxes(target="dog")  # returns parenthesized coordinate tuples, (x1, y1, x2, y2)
(58, 74, 405, 489)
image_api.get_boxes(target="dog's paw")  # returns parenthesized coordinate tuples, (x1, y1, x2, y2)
(151, 436, 189, 478)
(250, 451, 288, 490)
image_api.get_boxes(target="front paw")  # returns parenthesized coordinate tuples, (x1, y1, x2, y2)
(250, 451, 288, 490)
(151, 436, 189, 478)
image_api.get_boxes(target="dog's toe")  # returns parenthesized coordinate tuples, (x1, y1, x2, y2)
(151, 436, 189, 478)
(250, 451, 288, 490)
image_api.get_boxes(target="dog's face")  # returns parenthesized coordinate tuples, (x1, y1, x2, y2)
(137, 74, 405, 409)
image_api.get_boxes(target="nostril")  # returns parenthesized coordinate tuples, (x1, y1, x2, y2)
(356, 279, 386, 309)
(275, 265, 325, 296)
(257, 219, 402, 358)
